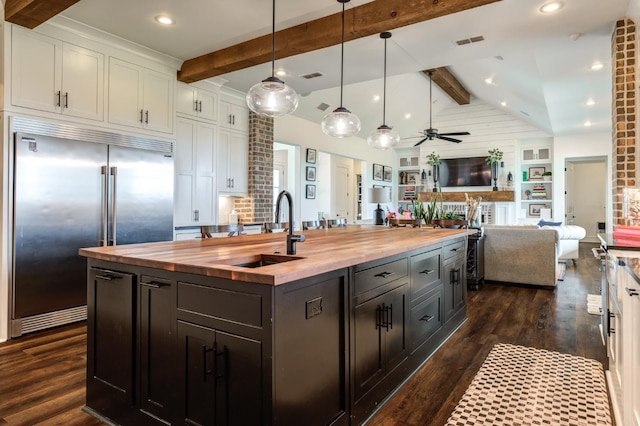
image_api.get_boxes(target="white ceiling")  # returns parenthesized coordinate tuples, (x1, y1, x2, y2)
(60, 0, 629, 145)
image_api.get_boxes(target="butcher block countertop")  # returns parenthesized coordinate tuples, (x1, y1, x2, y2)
(79, 225, 474, 285)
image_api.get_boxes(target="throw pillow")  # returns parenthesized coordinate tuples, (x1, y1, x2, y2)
(538, 219, 562, 227)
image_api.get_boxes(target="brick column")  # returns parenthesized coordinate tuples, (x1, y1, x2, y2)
(234, 112, 274, 223)
(612, 18, 637, 225)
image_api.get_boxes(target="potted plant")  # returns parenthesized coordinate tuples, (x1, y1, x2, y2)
(427, 152, 441, 192)
(411, 197, 426, 227)
(542, 171, 552, 181)
(485, 148, 503, 191)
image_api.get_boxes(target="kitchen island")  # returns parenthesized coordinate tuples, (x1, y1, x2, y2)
(80, 225, 473, 426)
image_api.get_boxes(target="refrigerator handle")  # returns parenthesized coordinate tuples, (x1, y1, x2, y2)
(100, 166, 108, 246)
(110, 167, 118, 246)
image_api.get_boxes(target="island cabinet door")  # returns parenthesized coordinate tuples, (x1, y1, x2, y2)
(383, 283, 408, 373)
(443, 255, 466, 323)
(86, 267, 136, 421)
(138, 275, 177, 424)
(177, 320, 263, 426)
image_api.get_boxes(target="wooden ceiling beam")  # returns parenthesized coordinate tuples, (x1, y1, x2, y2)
(422, 67, 470, 105)
(178, 0, 501, 83)
(5, 0, 82, 29)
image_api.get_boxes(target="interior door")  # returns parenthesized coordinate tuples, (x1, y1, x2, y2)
(333, 164, 350, 220)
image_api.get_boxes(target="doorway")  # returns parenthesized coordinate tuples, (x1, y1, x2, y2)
(565, 157, 606, 243)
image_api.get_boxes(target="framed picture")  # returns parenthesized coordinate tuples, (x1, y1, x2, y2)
(306, 148, 317, 164)
(373, 163, 383, 181)
(406, 171, 420, 184)
(383, 166, 393, 182)
(306, 184, 316, 199)
(528, 204, 547, 217)
(306, 166, 316, 181)
(528, 166, 545, 180)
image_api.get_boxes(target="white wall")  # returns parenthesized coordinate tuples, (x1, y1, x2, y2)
(275, 114, 396, 223)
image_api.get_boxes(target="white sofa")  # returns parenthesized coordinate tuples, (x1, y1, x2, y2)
(483, 224, 586, 287)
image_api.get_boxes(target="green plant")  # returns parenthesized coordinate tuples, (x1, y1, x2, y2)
(411, 197, 426, 221)
(542, 171, 552, 176)
(426, 152, 441, 166)
(440, 210, 461, 220)
(485, 148, 503, 165)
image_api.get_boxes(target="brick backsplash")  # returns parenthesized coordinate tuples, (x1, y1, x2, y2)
(612, 18, 637, 225)
(233, 112, 274, 224)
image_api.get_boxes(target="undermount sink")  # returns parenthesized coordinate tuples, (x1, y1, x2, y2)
(233, 254, 304, 268)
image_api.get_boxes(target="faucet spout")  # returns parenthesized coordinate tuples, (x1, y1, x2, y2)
(275, 190, 305, 255)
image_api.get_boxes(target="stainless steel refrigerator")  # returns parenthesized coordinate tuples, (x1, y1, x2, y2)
(10, 118, 173, 336)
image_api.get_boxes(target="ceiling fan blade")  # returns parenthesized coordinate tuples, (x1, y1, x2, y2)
(437, 135, 462, 143)
(414, 136, 429, 146)
(440, 131, 470, 136)
(400, 135, 421, 140)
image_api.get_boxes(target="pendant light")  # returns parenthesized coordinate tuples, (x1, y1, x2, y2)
(246, 0, 299, 117)
(367, 32, 400, 149)
(321, 0, 361, 138)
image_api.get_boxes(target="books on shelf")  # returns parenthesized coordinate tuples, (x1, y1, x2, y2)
(403, 186, 416, 200)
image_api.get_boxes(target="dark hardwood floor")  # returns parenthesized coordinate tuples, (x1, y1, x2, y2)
(0, 242, 606, 426)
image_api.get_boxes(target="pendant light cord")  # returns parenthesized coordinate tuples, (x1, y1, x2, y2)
(271, 0, 276, 78)
(382, 34, 388, 125)
(339, 1, 345, 107)
(429, 71, 433, 128)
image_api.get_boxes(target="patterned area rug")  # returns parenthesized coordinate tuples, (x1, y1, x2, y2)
(446, 343, 612, 426)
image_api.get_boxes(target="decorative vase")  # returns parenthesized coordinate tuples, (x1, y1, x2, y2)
(432, 219, 469, 229)
(491, 162, 499, 191)
(432, 165, 439, 192)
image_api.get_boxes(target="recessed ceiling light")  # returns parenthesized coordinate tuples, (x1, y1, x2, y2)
(584, 120, 593, 127)
(485, 77, 493, 85)
(590, 62, 604, 71)
(154, 15, 174, 25)
(539, 1, 563, 13)
(373, 95, 380, 102)
(275, 70, 287, 77)
(500, 101, 507, 107)
(586, 99, 595, 106)
(405, 113, 411, 119)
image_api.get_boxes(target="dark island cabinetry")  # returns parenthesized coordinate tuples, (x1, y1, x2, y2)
(82, 230, 469, 426)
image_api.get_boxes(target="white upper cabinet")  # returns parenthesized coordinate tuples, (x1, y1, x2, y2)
(176, 82, 217, 121)
(108, 57, 174, 134)
(219, 97, 249, 131)
(11, 25, 104, 121)
(217, 129, 248, 196)
(521, 146, 551, 162)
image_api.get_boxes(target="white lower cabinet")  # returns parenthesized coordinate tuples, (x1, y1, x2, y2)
(217, 129, 248, 196)
(175, 118, 217, 226)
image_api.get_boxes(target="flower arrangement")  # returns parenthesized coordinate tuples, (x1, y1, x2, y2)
(426, 152, 441, 166)
(485, 148, 503, 165)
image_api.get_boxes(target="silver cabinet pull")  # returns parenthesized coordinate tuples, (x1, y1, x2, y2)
(626, 287, 639, 297)
(374, 271, 395, 278)
(110, 166, 118, 246)
(420, 269, 435, 275)
(100, 165, 108, 246)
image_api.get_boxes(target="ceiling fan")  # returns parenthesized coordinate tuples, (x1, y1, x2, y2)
(411, 70, 470, 146)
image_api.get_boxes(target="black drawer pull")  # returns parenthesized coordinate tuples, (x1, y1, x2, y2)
(142, 281, 169, 289)
(626, 287, 639, 297)
(420, 269, 435, 275)
(95, 274, 121, 281)
(420, 314, 434, 322)
(374, 271, 395, 279)
(450, 248, 459, 252)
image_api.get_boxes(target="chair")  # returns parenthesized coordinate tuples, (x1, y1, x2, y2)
(200, 224, 244, 238)
(263, 222, 288, 233)
(327, 218, 347, 228)
(302, 220, 325, 230)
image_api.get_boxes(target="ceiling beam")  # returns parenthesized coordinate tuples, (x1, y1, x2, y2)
(178, 0, 501, 83)
(5, 0, 82, 29)
(423, 67, 470, 105)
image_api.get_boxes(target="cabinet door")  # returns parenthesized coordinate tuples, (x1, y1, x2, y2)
(383, 283, 408, 372)
(108, 58, 144, 129)
(142, 68, 174, 134)
(220, 99, 249, 131)
(176, 83, 199, 117)
(197, 88, 218, 121)
(177, 321, 262, 426)
(443, 256, 466, 322)
(139, 276, 176, 423)
(61, 43, 104, 121)
(218, 130, 248, 195)
(195, 122, 217, 223)
(522, 146, 551, 162)
(86, 267, 135, 417)
(623, 276, 640, 426)
(353, 296, 384, 402)
(11, 25, 60, 113)
(175, 119, 197, 226)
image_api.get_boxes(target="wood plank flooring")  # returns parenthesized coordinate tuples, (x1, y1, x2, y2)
(0, 242, 607, 425)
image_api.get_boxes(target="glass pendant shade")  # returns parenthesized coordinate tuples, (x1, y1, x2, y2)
(246, 0, 299, 117)
(246, 76, 299, 117)
(367, 124, 400, 149)
(321, 106, 361, 138)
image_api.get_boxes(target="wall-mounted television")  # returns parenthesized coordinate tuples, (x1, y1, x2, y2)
(439, 156, 492, 187)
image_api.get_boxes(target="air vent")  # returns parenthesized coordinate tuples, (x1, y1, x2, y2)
(317, 103, 330, 111)
(455, 35, 485, 46)
(300, 72, 324, 79)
